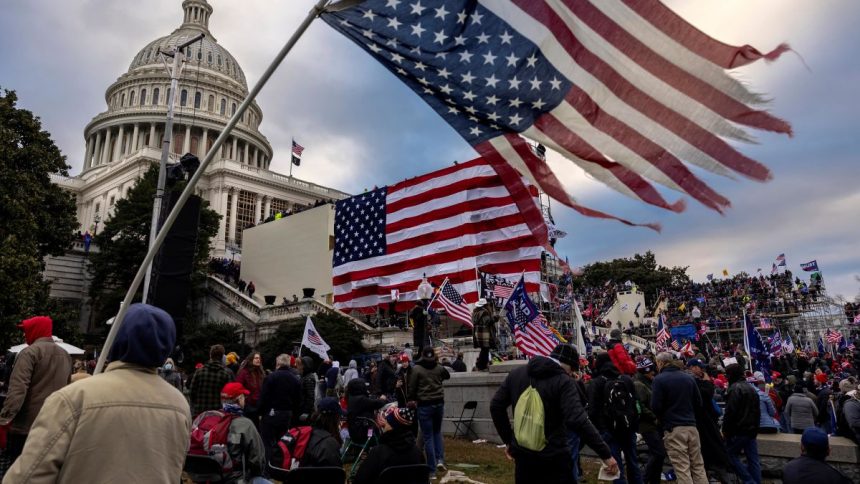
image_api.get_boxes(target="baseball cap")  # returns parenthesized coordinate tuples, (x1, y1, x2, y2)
(801, 427, 829, 450)
(400, 353, 410, 363)
(221, 382, 250, 399)
(317, 397, 344, 416)
(475, 298, 488, 307)
(686, 358, 706, 368)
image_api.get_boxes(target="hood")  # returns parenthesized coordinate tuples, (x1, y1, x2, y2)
(417, 358, 438, 370)
(526, 356, 565, 379)
(349, 359, 357, 369)
(595, 352, 621, 378)
(346, 378, 368, 396)
(19, 316, 53, 345)
(108, 304, 176, 367)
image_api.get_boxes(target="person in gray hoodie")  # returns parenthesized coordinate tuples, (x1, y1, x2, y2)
(408, 346, 450, 479)
(785, 384, 818, 433)
(343, 359, 359, 388)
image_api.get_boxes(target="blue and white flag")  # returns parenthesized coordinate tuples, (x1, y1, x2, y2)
(742, 312, 771, 381)
(504, 276, 559, 357)
(800, 260, 819, 272)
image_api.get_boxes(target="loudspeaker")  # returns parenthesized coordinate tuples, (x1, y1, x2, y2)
(148, 192, 202, 341)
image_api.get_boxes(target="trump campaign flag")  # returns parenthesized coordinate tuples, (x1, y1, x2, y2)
(332, 157, 543, 313)
(320, 1, 790, 231)
(301, 316, 331, 360)
(800, 260, 819, 272)
(504, 275, 559, 357)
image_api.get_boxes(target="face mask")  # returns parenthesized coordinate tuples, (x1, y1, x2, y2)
(163, 363, 173, 371)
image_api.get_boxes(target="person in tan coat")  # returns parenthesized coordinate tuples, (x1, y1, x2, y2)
(0, 316, 70, 462)
(3, 304, 191, 484)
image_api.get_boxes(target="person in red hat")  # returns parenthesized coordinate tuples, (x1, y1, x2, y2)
(0, 316, 71, 463)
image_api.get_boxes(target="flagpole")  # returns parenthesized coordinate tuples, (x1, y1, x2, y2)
(95, 0, 333, 374)
(289, 138, 294, 177)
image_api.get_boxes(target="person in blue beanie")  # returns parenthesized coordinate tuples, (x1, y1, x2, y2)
(3, 303, 192, 484)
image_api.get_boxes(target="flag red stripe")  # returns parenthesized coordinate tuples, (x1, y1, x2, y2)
(559, 0, 791, 136)
(563, 89, 730, 212)
(532, 115, 685, 212)
(386, 213, 528, 254)
(386, 175, 503, 213)
(388, 158, 487, 194)
(620, 0, 792, 69)
(343, 281, 542, 314)
(332, 236, 538, 286)
(386, 195, 513, 234)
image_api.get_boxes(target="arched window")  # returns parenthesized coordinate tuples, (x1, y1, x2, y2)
(208, 94, 215, 112)
(129, 91, 136, 106)
(152, 88, 160, 105)
(180, 89, 188, 107)
(217, 55, 222, 66)
(120, 93, 126, 107)
(194, 91, 201, 109)
(207, 52, 213, 64)
(231, 102, 237, 115)
(140, 89, 147, 106)
(220, 98, 226, 115)
(197, 48, 202, 61)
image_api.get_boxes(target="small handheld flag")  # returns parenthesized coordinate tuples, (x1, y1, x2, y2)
(301, 316, 331, 360)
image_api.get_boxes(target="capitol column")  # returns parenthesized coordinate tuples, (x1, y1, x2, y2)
(92, 132, 102, 166)
(131, 123, 139, 153)
(84, 135, 94, 169)
(231, 137, 238, 161)
(200, 128, 209, 157)
(228, 188, 239, 245)
(216, 187, 229, 251)
(253, 148, 259, 168)
(148, 123, 156, 148)
(263, 196, 271, 220)
(113, 125, 125, 160)
(244, 142, 250, 166)
(254, 193, 262, 224)
(102, 128, 112, 164)
(183, 125, 191, 154)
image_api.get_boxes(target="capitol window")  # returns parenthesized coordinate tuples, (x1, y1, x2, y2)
(220, 98, 226, 115)
(194, 92, 201, 109)
(232, 102, 237, 115)
(120, 93, 126, 107)
(140, 89, 147, 106)
(217, 55, 222, 66)
(129, 91, 136, 106)
(180, 89, 188, 107)
(152, 88, 160, 105)
(208, 94, 215, 112)
(208, 52, 213, 64)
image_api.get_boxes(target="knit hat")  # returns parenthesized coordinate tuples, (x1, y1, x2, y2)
(221, 382, 250, 399)
(376, 403, 415, 431)
(108, 304, 176, 367)
(609, 328, 623, 340)
(317, 397, 344, 416)
(686, 358, 706, 369)
(549, 344, 580, 370)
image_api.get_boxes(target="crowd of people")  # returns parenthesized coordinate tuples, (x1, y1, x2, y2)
(258, 199, 336, 225)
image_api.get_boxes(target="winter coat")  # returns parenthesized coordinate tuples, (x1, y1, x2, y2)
(190, 361, 234, 415)
(0, 335, 71, 435)
(408, 358, 450, 405)
(490, 356, 612, 460)
(377, 359, 397, 396)
(258, 367, 302, 417)
(236, 366, 264, 408)
(782, 455, 853, 484)
(352, 428, 424, 484)
(301, 427, 342, 467)
(723, 379, 761, 438)
(633, 373, 658, 434)
(159, 369, 184, 393)
(451, 358, 467, 373)
(2, 361, 191, 484)
(757, 387, 779, 431)
(342, 360, 359, 388)
(346, 378, 386, 443)
(471, 306, 497, 349)
(651, 365, 700, 431)
(587, 358, 638, 434)
(224, 414, 266, 482)
(299, 371, 319, 417)
(785, 393, 818, 430)
(841, 397, 860, 444)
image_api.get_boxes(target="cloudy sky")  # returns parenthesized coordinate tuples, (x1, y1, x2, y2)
(2, 0, 857, 300)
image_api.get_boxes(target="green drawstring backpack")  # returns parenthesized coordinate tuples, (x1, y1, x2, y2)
(513, 379, 546, 451)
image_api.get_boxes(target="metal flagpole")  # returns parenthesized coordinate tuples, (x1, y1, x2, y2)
(95, 0, 342, 374)
(142, 32, 204, 304)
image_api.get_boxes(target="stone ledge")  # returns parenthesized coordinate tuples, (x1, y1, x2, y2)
(756, 433, 858, 463)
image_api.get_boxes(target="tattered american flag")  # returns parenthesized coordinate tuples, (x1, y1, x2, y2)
(321, 1, 790, 233)
(332, 158, 542, 313)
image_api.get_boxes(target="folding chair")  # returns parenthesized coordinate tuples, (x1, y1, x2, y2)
(184, 454, 226, 484)
(266, 464, 346, 484)
(377, 464, 431, 484)
(452, 401, 479, 440)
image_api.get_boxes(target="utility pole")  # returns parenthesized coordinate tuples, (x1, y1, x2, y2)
(142, 33, 204, 304)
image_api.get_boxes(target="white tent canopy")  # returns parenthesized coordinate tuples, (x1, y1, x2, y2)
(9, 336, 85, 355)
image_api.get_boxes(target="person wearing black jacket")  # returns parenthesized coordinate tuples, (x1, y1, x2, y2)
(451, 353, 467, 373)
(259, 354, 303, 464)
(299, 397, 345, 468)
(353, 403, 424, 484)
(686, 360, 733, 483)
(346, 378, 387, 444)
(587, 352, 642, 484)
(722, 363, 761, 484)
(490, 344, 617, 483)
(298, 356, 318, 420)
(376, 351, 398, 399)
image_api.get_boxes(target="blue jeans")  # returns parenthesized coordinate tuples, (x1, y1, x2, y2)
(418, 403, 445, 474)
(725, 435, 761, 484)
(601, 431, 643, 484)
(567, 431, 581, 482)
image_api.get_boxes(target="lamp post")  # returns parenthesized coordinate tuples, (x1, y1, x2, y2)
(93, 214, 101, 235)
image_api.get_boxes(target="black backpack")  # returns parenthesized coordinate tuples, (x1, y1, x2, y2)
(835, 395, 856, 440)
(602, 376, 637, 435)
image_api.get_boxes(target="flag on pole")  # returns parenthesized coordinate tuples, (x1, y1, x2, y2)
(504, 275, 559, 357)
(771, 263, 777, 275)
(301, 316, 331, 360)
(680, 340, 694, 357)
(706, 274, 714, 282)
(436, 278, 473, 327)
(782, 334, 795, 354)
(670, 339, 680, 351)
(800, 260, 819, 272)
(825, 329, 842, 345)
(320, 0, 791, 231)
(332, 158, 543, 313)
(655, 313, 670, 351)
(291, 139, 305, 166)
(775, 253, 786, 267)
(770, 329, 783, 357)
(743, 311, 771, 378)
(817, 336, 826, 355)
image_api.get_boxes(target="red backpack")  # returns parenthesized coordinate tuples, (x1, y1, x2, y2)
(189, 410, 239, 473)
(271, 426, 314, 470)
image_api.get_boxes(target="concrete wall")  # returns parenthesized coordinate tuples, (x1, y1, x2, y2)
(604, 290, 646, 327)
(441, 362, 859, 481)
(241, 204, 334, 305)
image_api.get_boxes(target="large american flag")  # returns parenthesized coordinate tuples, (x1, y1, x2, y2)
(332, 158, 542, 313)
(321, 1, 790, 232)
(504, 275, 558, 357)
(436, 278, 473, 327)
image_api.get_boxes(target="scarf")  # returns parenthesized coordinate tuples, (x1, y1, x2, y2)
(222, 403, 244, 416)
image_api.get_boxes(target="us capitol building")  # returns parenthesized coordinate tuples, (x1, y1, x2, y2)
(53, 0, 348, 258)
